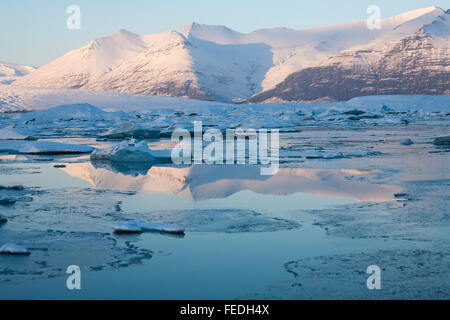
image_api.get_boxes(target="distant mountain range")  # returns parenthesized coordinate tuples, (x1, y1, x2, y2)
(10, 6, 450, 103)
(0, 62, 35, 85)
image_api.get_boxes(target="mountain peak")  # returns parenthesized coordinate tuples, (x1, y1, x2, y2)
(176, 22, 243, 44)
(113, 28, 137, 36)
(390, 6, 444, 23)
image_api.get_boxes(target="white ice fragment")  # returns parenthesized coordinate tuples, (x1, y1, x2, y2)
(0, 243, 30, 255)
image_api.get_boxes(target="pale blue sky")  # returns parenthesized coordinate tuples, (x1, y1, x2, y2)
(1, 0, 448, 66)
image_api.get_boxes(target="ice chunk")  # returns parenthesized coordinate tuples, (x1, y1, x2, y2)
(343, 109, 366, 116)
(114, 220, 185, 235)
(304, 152, 345, 159)
(0, 243, 30, 255)
(112, 223, 144, 234)
(91, 139, 171, 163)
(0, 127, 36, 141)
(433, 136, 450, 146)
(401, 139, 414, 146)
(342, 152, 364, 158)
(0, 197, 17, 205)
(99, 122, 160, 140)
(0, 213, 7, 223)
(0, 141, 94, 155)
(129, 220, 185, 234)
(381, 105, 397, 114)
(0, 185, 24, 190)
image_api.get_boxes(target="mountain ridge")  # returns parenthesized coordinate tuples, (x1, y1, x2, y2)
(12, 6, 449, 103)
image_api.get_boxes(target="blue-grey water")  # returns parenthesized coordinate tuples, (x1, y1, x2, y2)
(0, 122, 449, 299)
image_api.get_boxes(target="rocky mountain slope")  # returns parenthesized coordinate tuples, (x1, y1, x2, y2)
(248, 8, 450, 103)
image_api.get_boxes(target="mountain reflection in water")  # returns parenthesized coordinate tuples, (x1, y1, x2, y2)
(60, 162, 401, 202)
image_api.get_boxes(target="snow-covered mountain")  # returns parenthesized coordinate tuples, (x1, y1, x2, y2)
(0, 62, 35, 84)
(13, 6, 449, 102)
(248, 7, 450, 103)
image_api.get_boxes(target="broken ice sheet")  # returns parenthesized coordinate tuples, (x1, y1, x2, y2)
(0, 230, 152, 283)
(247, 249, 450, 299)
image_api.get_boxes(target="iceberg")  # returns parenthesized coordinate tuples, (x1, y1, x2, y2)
(91, 139, 171, 163)
(0, 243, 30, 255)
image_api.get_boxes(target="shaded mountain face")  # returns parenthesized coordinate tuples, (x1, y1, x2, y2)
(13, 7, 449, 102)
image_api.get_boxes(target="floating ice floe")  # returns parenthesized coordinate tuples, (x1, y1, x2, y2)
(381, 105, 398, 114)
(0, 213, 7, 223)
(113, 220, 185, 235)
(304, 152, 345, 159)
(18, 103, 125, 123)
(0, 185, 24, 190)
(343, 109, 366, 116)
(428, 149, 449, 154)
(0, 243, 30, 255)
(0, 197, 17, 205)
(302, 151, 378, 159)
(0, 127, 36, 141)
(91, 139, 171, 163)
(112, 223, 144, 234)
(99, 122, 160, 140)
(0, 141, 94, 155)
(433, 136, 450, 146)
(401, 139, 414, 146)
